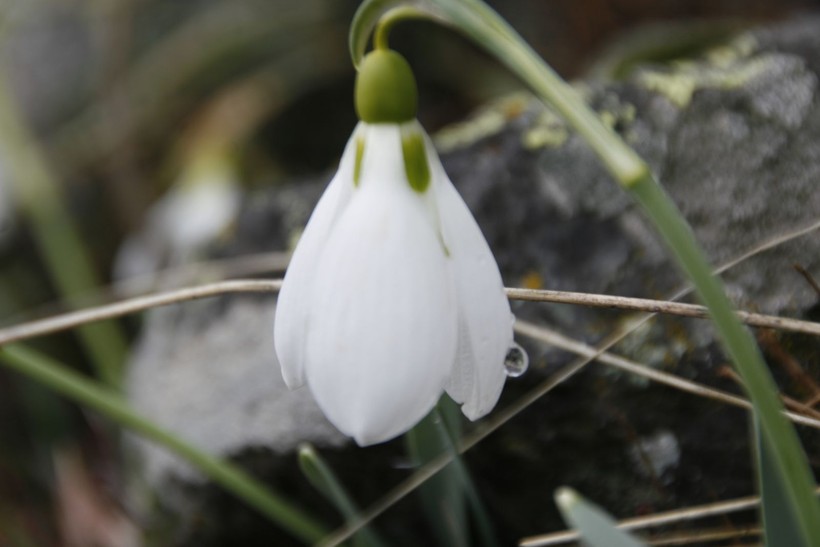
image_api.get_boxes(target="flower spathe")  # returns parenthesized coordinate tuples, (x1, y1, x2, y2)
(274, 48, 514, 446)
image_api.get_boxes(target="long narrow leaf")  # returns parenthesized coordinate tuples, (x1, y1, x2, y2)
(754, 415, 808, 546)
(298, 444, 385, 547)
(432, 401, 500, 547)
(555, 487, 646, 547)
(0, 71, 126, 386)
(0, 344, 326, 544)
(406, 400, 470, 547)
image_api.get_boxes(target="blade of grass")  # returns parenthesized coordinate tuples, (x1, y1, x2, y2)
(432, 401, 499, 547)
(629, 176, 820, 540)
(0, 67, 126, 387)
(406, 400, 469, 547)
(0, 344, 327, 544)
(554, 487, 646, 547)
(753, 415, 809, 547)
(298, 444, 385, 547)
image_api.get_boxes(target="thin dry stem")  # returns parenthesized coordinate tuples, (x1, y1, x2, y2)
(645, 526, 761, 546)
(2, 280, 819, 347)
(1, 251, 290, 327)
(514, 320, 820, 429)
(0, 280, 281, 346)
(507, 288, 820, 336)
(794, 263, 820, 298)
(719, 365, 820, 421)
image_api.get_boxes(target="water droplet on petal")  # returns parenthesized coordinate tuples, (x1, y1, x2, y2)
(504, 343, 529, 377)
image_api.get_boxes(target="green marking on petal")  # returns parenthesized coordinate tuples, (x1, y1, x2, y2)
(401, 131, 430, 193)
(353, 136, 365, 187)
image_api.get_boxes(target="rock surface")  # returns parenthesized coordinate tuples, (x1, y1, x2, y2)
(126, 17, 820, 545)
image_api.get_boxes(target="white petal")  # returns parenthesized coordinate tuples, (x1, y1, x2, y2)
(274, 125, 362, 388)
(305, 126, 457, 445)
(426, 138, 514, 420)
(160, 161, 241, 254)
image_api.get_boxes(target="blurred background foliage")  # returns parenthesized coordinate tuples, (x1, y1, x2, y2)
(0, 0, 818, 544)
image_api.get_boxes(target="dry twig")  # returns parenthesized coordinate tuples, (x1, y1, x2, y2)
(2, 280, 818, 347)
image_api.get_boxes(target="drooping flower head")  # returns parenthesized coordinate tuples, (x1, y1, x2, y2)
(274, 47, 516, 446)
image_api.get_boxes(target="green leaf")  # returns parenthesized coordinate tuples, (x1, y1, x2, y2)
(754, 416, 810, 547)
(0, 70, 127, 387)
(554, 487, 646, 547)
(0, 344, 327, 544)
(406, 399, 470, 547)
(630, 177, 820, 542)
(298, 444, 385, 547)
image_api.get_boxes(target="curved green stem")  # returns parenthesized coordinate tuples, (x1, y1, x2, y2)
(373, 7, 432, 51)
(0, 344, 327, 544)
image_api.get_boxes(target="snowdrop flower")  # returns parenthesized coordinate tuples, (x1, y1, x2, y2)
(113, 149, 241, 283)
(274, 48, 514, 446)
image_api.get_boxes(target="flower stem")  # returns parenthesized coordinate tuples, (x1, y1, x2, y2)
(372, 7, 431, 52)
(0, 344, 327, 544)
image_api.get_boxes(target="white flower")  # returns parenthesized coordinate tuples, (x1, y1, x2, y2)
(274, 119, 514, 446)
(114, 154, 241, 282)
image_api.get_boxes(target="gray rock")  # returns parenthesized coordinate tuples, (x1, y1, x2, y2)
(126, 297, 346, 486)
(125, 16, 820, 544)
(442, 22, 820, 326)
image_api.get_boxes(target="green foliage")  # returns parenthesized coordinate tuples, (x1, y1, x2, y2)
(0, 73, 127, 387)
(298, 444, 385, 547)
(0, 344, 327, 544)
(754, 416, 811, 547)
(406, 398, 499, 547)
(406, 400, 470, 547)
(555, 487, 646, 547)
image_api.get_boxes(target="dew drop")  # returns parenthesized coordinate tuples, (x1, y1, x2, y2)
(504, 343, 529, 378)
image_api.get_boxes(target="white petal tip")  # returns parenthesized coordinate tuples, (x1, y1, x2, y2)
(352, 431, 387, 447)
(281, 374, 305, 391)
(338, 418, 413, 447)
(459, 396, 500, 422)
